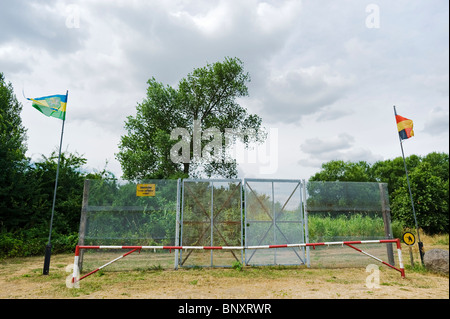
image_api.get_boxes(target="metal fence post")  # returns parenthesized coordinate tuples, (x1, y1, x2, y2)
(379, 183, 395, 265)
(174, 178, 181, 270)
(302, 180, 310, 268)
(76, 179, 90, 272)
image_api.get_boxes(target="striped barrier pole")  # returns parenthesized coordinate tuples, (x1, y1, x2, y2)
(72, 247, 140, 284)
(72, 239, 405, 283)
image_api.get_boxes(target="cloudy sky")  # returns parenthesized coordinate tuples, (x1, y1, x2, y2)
(1, 0, 448, 180)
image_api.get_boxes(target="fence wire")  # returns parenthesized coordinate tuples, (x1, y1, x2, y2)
(77, 179, 396, 272)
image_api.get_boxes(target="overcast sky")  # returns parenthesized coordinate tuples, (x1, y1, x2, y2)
(1, 0, 448, 180)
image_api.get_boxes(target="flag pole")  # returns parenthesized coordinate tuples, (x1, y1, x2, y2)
(393, 105, 424, 266)
(43, 90, 68, 275)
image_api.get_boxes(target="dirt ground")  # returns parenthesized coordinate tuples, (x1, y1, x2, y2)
(0, 252, 448, 300)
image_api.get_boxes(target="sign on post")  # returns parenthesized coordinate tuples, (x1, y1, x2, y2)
(402, 231, 416, 267)
(136, 184, 156, 197)
(402, 232, 416, 246)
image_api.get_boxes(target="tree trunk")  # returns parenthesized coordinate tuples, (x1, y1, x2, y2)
(183, 162, 190, 176)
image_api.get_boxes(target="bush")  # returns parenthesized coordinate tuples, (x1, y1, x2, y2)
(0, 229, 78, 258)
(0, 232, 24, 258)
(51, 232, 79, 254)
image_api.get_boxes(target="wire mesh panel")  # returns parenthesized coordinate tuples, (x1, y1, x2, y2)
(76, 178, 398, 274)
(77, 179, 180, 272)
(304, 181, 395, 268)
(244, 179, 307, 266)
(179, 179, 242, 267)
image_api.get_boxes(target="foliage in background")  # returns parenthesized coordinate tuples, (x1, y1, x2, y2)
(1, 68, 448, 258)
(310, 153, 449, 235)
(1, 72, 29, 233)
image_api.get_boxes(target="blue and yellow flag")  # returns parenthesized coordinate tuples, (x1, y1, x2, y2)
(27, 94, 67, 120)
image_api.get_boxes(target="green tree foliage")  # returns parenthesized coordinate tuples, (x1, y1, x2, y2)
(309, 160, 373, 182)
(391, 160, 449, 234)
(371, 154, 422, 194)
(116, 57, 264, 180)
(0, 72, 29, 231)
(0, 71, 96, 256)
(28, 151, 87, 234)
(310, 153, 449, 235)
(0, 150, 89, 257)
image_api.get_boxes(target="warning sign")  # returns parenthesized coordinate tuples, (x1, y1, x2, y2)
(136, 184, 156, 197)
(402, 232, 416, 246)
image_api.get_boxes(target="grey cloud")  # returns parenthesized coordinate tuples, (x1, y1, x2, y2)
(256, 66, 353, 124)
(2, 0, 447, 181)
(300, 133, 355, 155)
(0, 0, 88, 56)
(298, 133, 383, 170)
(423, 107, 449, 136)
(299, 132, 383, 168)
(298, 157, 324, 168)
(320, 148, 383, 164)
(82, 1, 304, 91)
(316, 106, 352, 122)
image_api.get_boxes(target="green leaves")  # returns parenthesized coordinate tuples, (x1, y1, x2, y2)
(391, 160, 449, 234)
(310, 153, 449, 235)
(310, 160, 373, 182)
(1, 72, 29, 231)
(117, 57, 264, 180)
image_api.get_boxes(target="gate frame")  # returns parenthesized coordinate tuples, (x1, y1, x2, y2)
(243, 178, 308, 266)
(177, 178, 243, 268)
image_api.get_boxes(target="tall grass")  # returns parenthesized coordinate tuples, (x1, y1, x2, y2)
(307, 214, 396, 242)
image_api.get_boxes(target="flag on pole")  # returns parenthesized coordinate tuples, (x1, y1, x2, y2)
(395, 114, 414, 140)
(393, 106, 424, 265)
(27, 94, 67, 120)
(27, 90, 69, 274)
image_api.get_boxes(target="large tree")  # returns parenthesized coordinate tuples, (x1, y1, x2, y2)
(0, 72, 29, 231)
(117, 57, 264, 180)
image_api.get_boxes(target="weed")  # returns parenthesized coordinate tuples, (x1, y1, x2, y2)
(272, 289, 289, 297)
(433, 234, 449, 246)
(232, 261, 243, 271)
(405, 263, 428, 274)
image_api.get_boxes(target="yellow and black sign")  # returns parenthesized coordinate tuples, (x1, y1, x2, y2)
(402, 232, 416, 246)
(136, 184, 156, 197)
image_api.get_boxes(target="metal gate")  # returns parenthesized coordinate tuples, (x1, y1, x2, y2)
(178, 179, 243, 267)
(78, 178, 396, 271)
(244, 179, 307, 266)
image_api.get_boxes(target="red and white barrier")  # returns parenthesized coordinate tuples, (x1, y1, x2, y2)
(71, 239, 405, 284)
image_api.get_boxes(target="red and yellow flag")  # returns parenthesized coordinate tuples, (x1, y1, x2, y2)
(395, 114, 414, 140)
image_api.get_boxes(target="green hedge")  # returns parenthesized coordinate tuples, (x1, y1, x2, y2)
(0, 230, 78, 259)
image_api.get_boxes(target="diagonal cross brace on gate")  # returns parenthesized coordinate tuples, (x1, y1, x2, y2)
(244, 179, 306, 265)
(180, 180, 242, 266)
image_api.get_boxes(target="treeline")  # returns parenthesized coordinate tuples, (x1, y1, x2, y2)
(0, 150, 108, 257)
(309, 153, 449, 235)
(1, 73, 110, 257)
(1, 72, 449, 258)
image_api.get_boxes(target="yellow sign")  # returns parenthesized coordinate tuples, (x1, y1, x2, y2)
(402, 232, 416, 246)
(136, 184, 155, 197)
